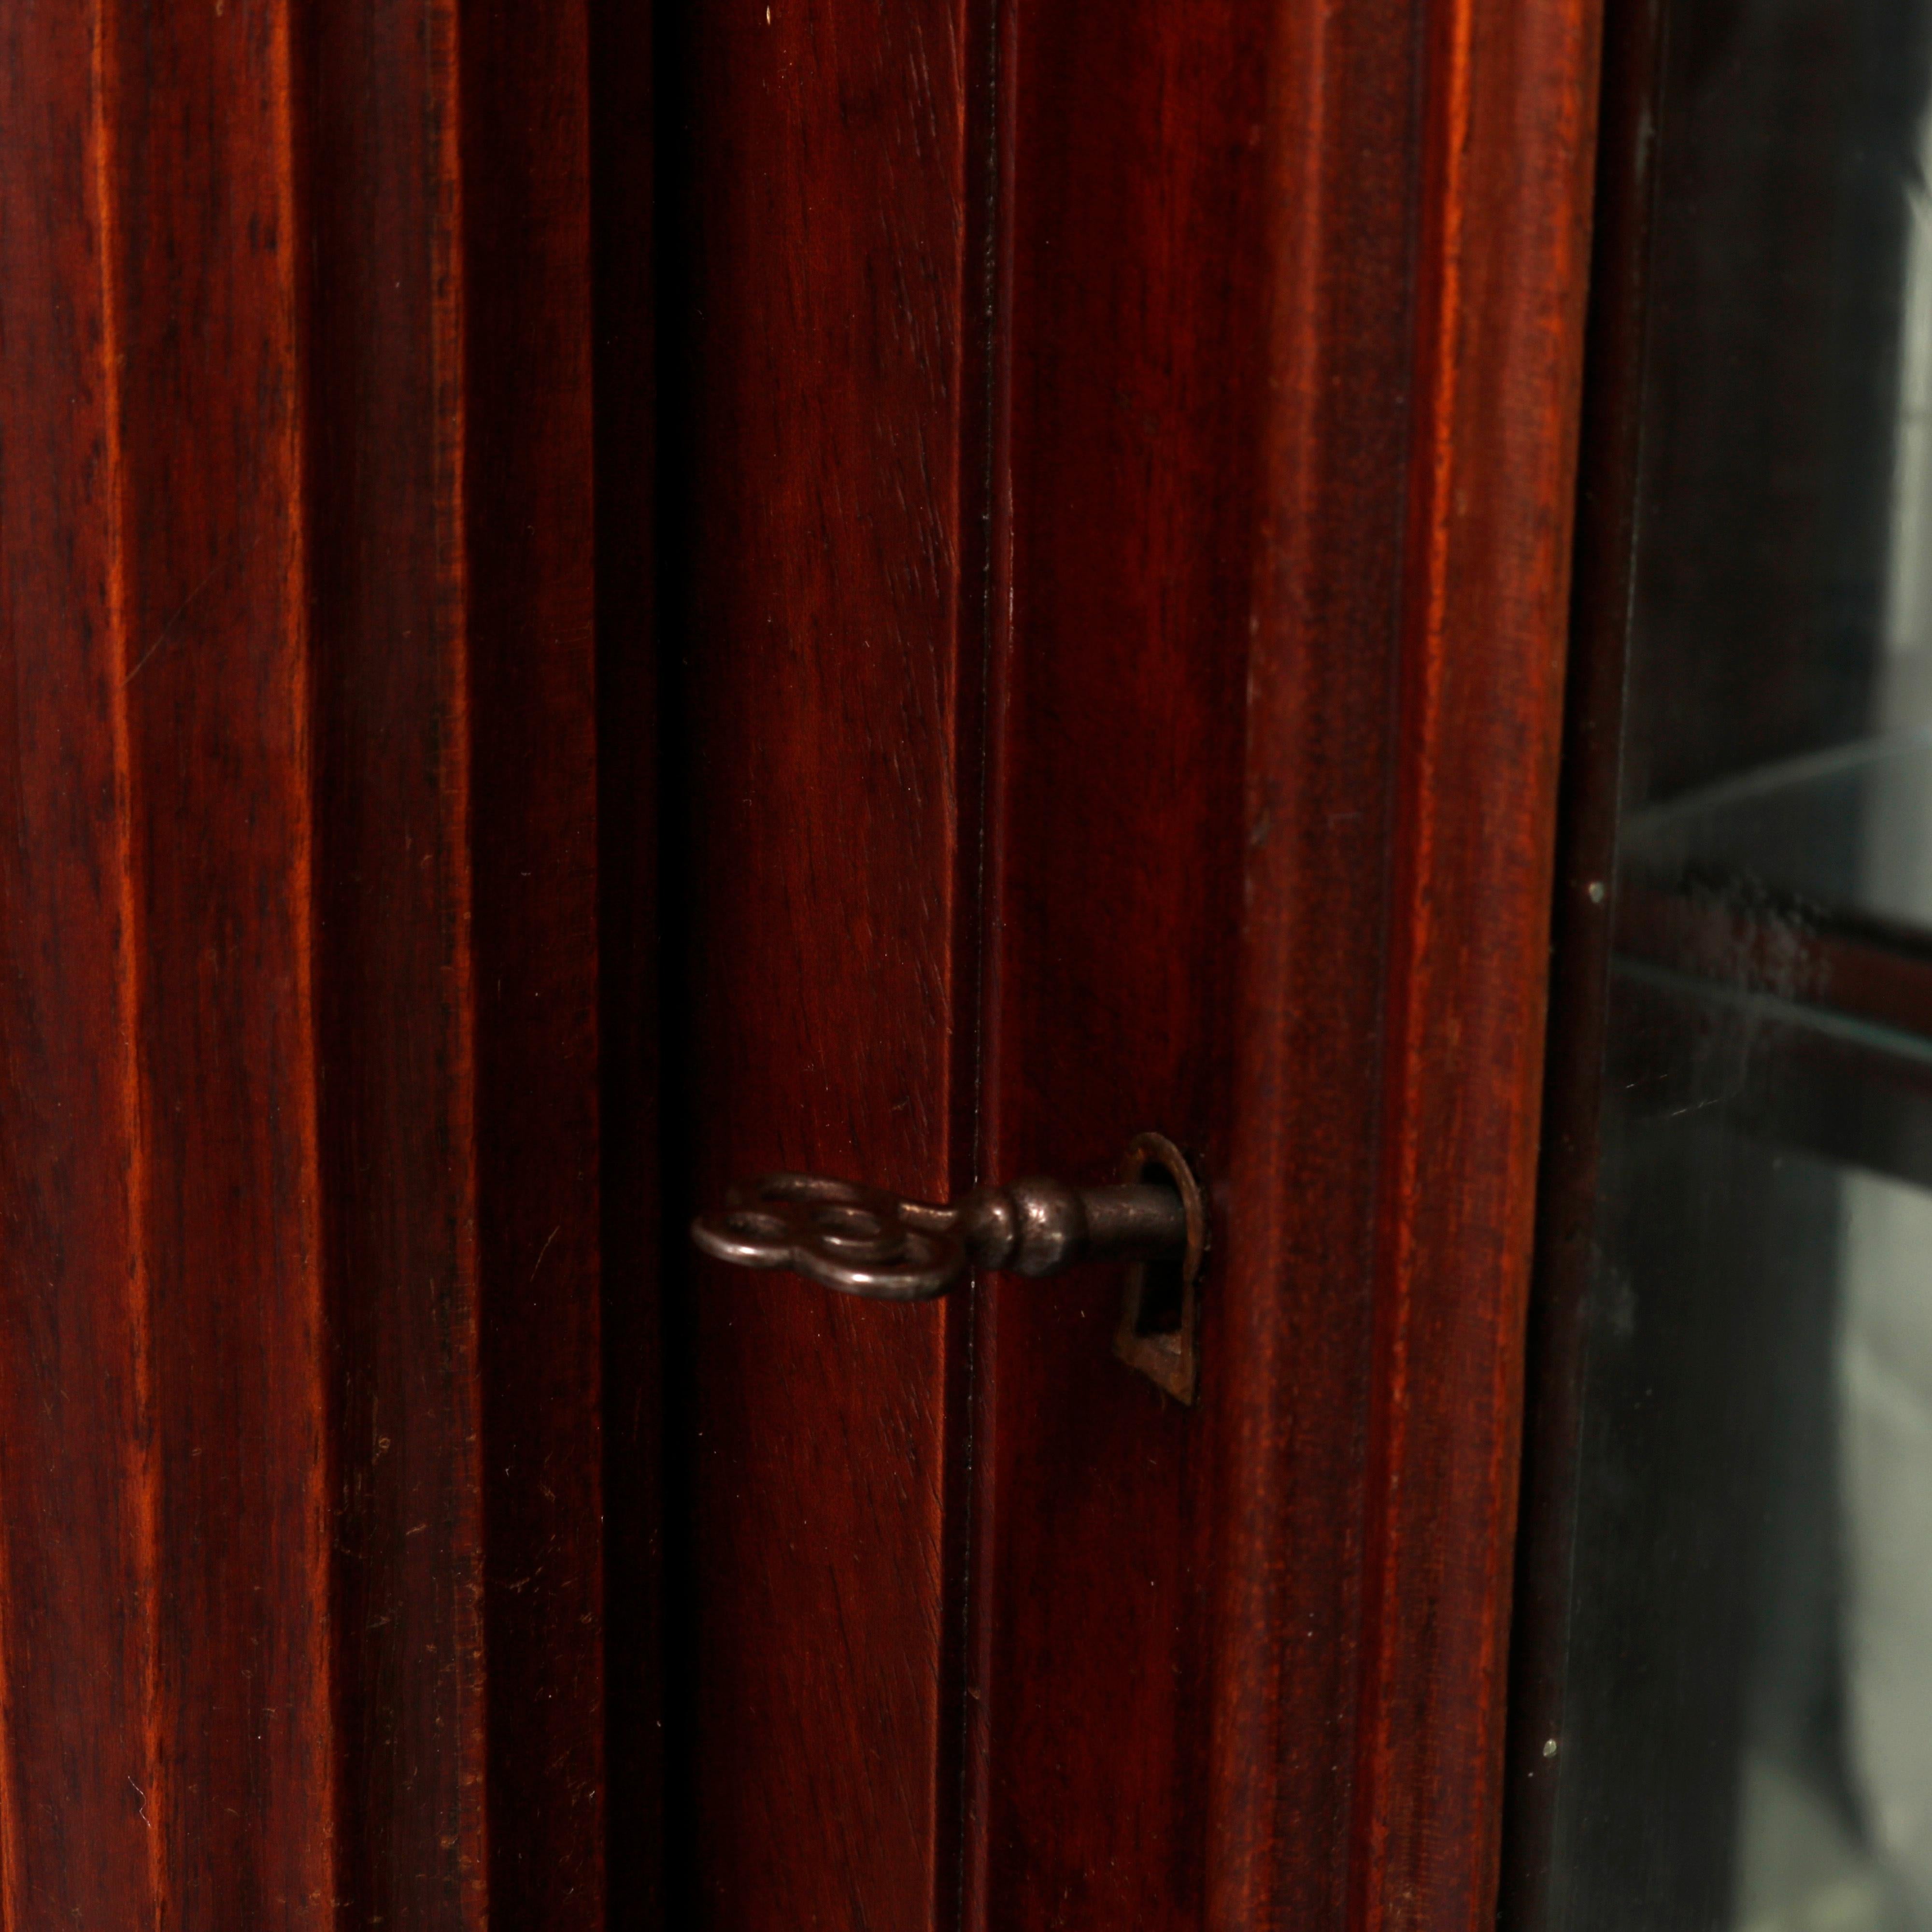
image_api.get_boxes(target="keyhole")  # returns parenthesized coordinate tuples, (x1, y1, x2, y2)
(1112, 1132, 1206, 1405)
(1127, 1162, 1186, 1339)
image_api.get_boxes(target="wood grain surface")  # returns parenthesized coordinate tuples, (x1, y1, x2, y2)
(657, 0, 983, 1923)
(960, 0, 1603, 1926)
(963, 0, 1268, 1924)
(1209, 3, 1605, 1931)
(0, 0, 607, 1921)
(1350, 4, 1601, 1922)
(1199, 6, 1430, 1925)
(657, 0, 1603, 1923)
(0, 0, 1599, 1915)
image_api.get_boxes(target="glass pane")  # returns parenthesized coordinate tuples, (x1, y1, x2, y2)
(1534, 2, 1932, 1929)
(1549, 970, 1932, 1931)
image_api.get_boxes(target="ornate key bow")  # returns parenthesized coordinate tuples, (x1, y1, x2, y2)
(692, 1166, 1190, 1302)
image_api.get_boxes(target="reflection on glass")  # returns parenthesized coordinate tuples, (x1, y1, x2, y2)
(1537, 1, 1932, 1929)
(1840, 1172, 1932, 1918)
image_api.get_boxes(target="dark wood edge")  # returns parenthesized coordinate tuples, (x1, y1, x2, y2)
(1497, 0, 1670, 1922)
(590, 0, 661, 1914)
(938, 0, 1006, 1921)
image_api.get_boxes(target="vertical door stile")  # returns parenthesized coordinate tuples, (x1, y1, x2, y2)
(308, 0, 606, 1913)
(0, 0, 607, 1919)
(1213, 0, 1607, 1917)
(456, 0, 605, 1916)
(112, 0, 334, 1913)
(662, 0, 980, 1919)
(1205, 1, 1431, 1922)
(0, 0, 167, 1916)
(305, 0, 493, 1917)
(1208, 1, 1605, 1930)
(965, 0, 1275, 1925)
(1349, 4, 1602, 1927)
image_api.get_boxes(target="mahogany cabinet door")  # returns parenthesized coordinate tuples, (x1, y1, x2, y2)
(659, 0, 1602, 1927)
(0, 1, 647, 1923)
(0, 0, 1596, 1924)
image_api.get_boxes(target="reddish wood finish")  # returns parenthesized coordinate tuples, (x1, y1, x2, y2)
(1209, 5, 1602, 1932)
(661, 0, 1602, 1922)
(1199, 5, 1434, 1923)
(954, 0, 1602, 1927)
(0, 4, 176, 1915)
(1348, 2, 1601, 1919)
(0, 1, 607, 1921)
(963, 0, 1269, 1924)
(0, 0, 1595, 1912)
(660, 0, 983, 1922)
